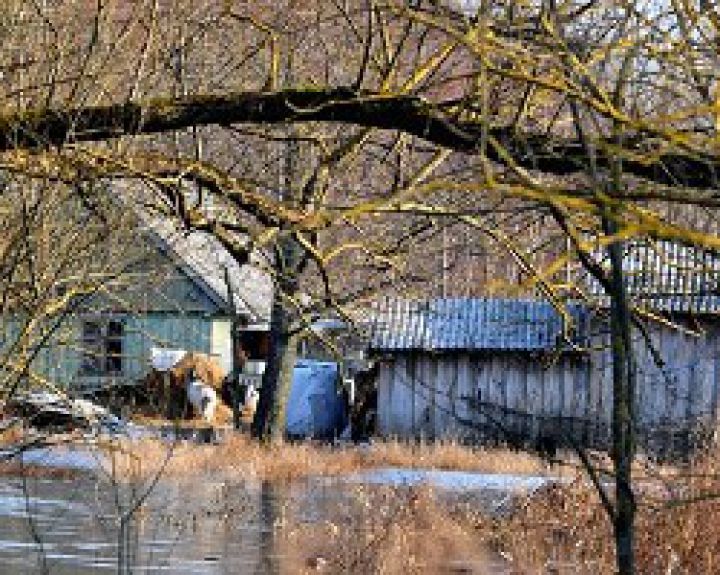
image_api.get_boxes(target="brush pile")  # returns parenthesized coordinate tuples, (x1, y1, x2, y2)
(4, 392, 123, 432)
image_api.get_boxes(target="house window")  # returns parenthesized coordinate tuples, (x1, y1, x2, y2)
(80, 320, 124, 375)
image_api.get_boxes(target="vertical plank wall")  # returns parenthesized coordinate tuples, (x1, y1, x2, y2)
(376, 321, 720, 451)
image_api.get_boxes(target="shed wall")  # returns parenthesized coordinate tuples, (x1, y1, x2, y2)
(376, 323, 720, 452)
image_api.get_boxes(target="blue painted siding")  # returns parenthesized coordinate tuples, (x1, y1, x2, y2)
(2, 313, 216, 392)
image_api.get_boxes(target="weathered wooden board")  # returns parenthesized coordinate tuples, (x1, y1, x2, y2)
(376, 321, 720, 453)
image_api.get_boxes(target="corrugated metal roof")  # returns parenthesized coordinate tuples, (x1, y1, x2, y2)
(369, 298, 587, 352)
(587, 241, 720, 314)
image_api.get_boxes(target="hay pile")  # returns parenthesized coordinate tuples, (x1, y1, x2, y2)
(140, 353, 231, 424)
(170, 353, 225, 390)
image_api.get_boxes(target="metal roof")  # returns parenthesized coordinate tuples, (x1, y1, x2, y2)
(369, 298, 588, 352)
(152, 223, 273, 322)
(111, 181, 273, 322)
(587, 241, 720, 314)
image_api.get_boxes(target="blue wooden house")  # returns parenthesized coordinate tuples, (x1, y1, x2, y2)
(1, 221, 271, 395)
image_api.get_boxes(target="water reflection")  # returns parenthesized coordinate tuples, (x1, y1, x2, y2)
(0, 474, 368, 574)
(0, 466, 543, 574)
(258, 481, 280, 575)
(0, 475, 289, 574)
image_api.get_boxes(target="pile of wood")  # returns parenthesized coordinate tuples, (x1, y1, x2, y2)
(4, 392, 123, 432)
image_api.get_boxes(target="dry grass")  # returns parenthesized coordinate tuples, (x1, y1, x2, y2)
(276, 445, 720, 574)
(0, 420, 27, 447)
(485, 449, 720, 574)
(105, 435, 559, 483)
(280, 485, 502, 574)
(5, 427, 720, 572)
(0, 426, 563, 486)
(0, 421, 86, 479)
(0, 460, 83, 479)
(278, 451, 720, 575)
(130, 403, 236, 427)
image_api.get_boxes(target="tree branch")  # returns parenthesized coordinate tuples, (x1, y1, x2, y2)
(1, 87, 717, 189)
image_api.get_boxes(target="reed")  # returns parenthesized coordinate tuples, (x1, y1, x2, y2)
(485, 448, 720, 573)
(280, 484, 500, 574)
(277, 446, 720, 574)
(107, 435, 558, 482)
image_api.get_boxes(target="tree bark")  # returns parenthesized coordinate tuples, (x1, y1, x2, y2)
(251, 234, 302, 443)
(1, 88, 716, 189)
(223, 266, 246, 430)
(230, 323, 245, 431)
(604, 214, 636, 575)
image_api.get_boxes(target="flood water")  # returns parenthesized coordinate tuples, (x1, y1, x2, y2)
(0, 475, 325, 574)
(0, 449, 551, 574)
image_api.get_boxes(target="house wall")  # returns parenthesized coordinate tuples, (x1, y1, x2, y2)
(0, 216, 272, 394)
(0, 237, 240, 392)
(376, 321, 720, 452)
(211, 318, 233, 377)
(4, 314, 216, 393)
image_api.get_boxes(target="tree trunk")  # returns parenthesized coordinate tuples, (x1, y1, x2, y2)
(251, 234, 302, 442)
(251, 280, 300, 442)
(223, 266, 246, 431)
(251, 46, 304, 444)
(605, 215, 636, 575)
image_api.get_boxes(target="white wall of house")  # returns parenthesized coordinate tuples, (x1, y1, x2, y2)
(211, 318, 233, 377)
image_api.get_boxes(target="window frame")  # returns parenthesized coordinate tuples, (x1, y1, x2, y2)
(79, 318, 125, 376)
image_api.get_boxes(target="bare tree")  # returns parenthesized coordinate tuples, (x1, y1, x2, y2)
(0, 2, 719, 572)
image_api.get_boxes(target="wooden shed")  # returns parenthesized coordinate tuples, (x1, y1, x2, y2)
(369, 243, 720, 454)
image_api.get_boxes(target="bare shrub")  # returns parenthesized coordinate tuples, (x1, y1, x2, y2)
(281, 485, 498, 574)
(489, 449, 720, 574)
